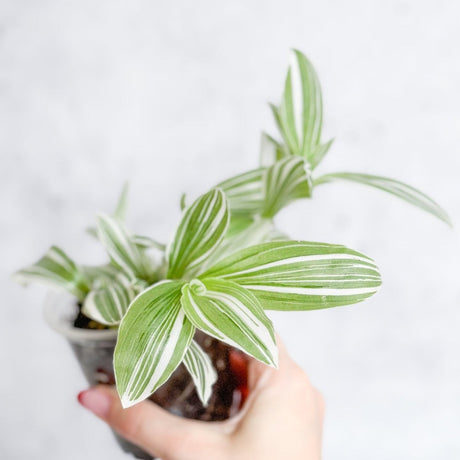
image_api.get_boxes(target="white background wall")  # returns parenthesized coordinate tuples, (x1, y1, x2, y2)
(1, 1, 459, 459)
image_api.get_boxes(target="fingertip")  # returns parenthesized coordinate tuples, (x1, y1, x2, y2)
(77, 387, 112, 418)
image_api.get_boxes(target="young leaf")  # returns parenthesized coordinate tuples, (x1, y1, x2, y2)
(277, 50, 322, 158)
(132, 235, 166, 251)
(259, 132, 289, 167)
(96, 214, 152, 280)
(216, 169, 265, 215)
(167, 189, 229, 279)
(180, 193, 187, 211)
(292, 49, 323, 158)
(273, 50, 333, 168)
(202, 241, 381, 311)
(181, 278, 278, 367)
(13, 246, 89, 301)
(81, 264, 119, 283)
(183, 340, 217, 406)
(261, 157, 312, 218)
(278, 67, 301, 155)
(113, 181, 130, 221)
(313, 172, 452, 226)
(82, 276, 136, 325)
(309, 139, 334, 170)
(114, 280, 194, 408)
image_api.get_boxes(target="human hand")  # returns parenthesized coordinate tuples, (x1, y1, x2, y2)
(77, 337, 324, 460)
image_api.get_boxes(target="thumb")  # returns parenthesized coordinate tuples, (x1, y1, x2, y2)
(77, 385, 224, 459)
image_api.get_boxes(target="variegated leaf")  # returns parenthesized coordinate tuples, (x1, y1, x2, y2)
(261, 157, 312, 218)
(97, 214, 152, 281)
(114, 280, 194, 408)
(13, 246, 89, 301)
(202, 241, 381, 311)
(314, 172, 452, 226)
(167, 189, 229, 279)
(183, 340, 217, 406)
(82, 276, 136, 325)
(181, 278, 278, 367)
(216, 169, 265, 215)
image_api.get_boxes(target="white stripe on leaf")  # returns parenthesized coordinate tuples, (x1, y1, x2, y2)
(167, 189, 230, 279)
(114, 280, 194, 408)
(181, 278, 278, 367)
(313, 172, 452, 226)
(183, 340, 217, 406)
(202, 241, 381, 311)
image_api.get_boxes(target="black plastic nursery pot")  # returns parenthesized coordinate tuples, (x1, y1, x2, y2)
(44, 293, 248, 460)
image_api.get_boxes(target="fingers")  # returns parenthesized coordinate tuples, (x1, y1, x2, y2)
(77, 385, 225, 459)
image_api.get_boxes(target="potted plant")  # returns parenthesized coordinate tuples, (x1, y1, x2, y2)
(14, 50, 450, 460)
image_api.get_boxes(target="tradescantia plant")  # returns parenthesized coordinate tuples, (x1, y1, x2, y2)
(14, 49, 449, 411)
(215, 49, 451, 241)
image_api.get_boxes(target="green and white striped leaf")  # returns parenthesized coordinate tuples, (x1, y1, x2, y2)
(278, 50, 323, 158)
(167, 189, 229, 279)
(272, 50, 333, 169)
(97, 214, 152, 281)
(313, 172, 452, 226)
(13, 246, 89, 301)
(183, 340, 217, 406)
(259, 132, 289, 167)
(217, 169, 265, 215)
(202, 241, 381, 311)
(82, 276, 136, 325)
(181, 278, 278, 367)
(114, 280, 194, 408)
(261, 157, 312, 218)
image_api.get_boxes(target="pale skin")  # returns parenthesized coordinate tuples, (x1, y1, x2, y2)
(78, 337, 325, 460)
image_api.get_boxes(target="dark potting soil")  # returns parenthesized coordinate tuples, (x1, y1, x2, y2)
(73, 305, 110, 330)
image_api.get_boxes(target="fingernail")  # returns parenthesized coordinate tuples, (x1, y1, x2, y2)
(77, 388, 111, 418)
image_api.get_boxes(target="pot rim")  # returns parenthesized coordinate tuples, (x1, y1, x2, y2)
(43, 291, 118, 343)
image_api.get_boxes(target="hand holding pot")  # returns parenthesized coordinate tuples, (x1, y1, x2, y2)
(78, 337, 324, 460)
